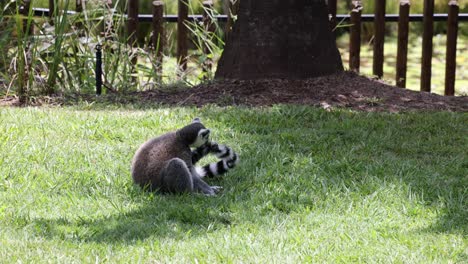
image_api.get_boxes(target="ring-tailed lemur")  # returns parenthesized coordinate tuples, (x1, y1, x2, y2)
(131, 118, 239, 195)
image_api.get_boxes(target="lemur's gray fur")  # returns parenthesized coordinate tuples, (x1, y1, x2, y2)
(131, 118, 238, 195)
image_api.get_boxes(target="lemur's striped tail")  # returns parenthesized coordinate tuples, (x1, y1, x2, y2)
(196, 145, 239, 178)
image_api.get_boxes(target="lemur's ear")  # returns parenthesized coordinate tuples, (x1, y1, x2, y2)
(192, 117, 201, 123)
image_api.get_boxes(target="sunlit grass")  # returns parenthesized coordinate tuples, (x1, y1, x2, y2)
(0, 104, 466, 262)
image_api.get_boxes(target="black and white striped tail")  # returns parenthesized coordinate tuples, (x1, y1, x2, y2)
(196, 146, 239, 178)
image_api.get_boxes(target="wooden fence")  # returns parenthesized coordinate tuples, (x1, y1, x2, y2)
(329, 0, 464, 96)
(28, 0, 468, 95)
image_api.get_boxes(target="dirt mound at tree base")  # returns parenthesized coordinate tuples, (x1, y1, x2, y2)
(137, 71, 467, 112)
(2, 71, 467, 112)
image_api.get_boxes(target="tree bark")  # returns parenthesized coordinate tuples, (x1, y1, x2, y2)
(215, 0, 343, 80)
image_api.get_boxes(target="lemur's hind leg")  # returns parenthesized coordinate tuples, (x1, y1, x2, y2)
(160, 158, 194, 194)
(189, 167, 220, 196)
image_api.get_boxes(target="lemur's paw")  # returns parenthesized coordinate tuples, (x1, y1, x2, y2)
(195, 142, 212, 156)
(211, 186, 223, 194)
(198, 187, 216, 196)
(208, 141, 220, 152)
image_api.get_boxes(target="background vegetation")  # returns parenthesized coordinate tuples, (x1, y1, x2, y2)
(1, 104, 466, 262)
(0, 0, 467, 99)
(31, 0, 468, 16)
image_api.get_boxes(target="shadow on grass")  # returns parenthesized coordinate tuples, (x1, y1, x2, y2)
(28, 193, 236, 244)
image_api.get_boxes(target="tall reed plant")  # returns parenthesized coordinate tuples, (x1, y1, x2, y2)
(1, 0, 230, 97)
(46, 0, 70, 94)
(1, 0, 38, 102)
(0, 0, 142, 97)
(184, 3, 225, 81)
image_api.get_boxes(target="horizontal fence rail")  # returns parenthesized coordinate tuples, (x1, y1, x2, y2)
(31, 8, 468, 22)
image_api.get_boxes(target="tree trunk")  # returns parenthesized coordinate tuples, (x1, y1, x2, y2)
(215, 0, 343, 80)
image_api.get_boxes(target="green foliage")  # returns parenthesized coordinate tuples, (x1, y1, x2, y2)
(0, 105, 467, 262)
(0, 0, 225, 97)
(32, 0, 227, 14)
(33, 0, 468, 14)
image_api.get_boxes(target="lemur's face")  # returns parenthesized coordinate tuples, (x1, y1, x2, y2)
(189, 117, 210, 148)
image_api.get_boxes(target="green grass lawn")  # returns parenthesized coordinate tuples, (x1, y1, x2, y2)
(0, 104, 467, 263)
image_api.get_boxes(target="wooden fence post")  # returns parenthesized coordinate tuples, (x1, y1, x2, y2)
(75, 0, 83, 35)
(127, 0, 139, 46)
(373, 0, 385, 78)
(396, 0, 410, 88)
(152, 1, 164, 79)
(177, 0, 189, 74)
(49, 0, 55, 24)
(328, 0, 337, 30)
(202, 0, 215, 79)
(349, 0, 362, 72)
(445, 0, 459, 96)
(421, 0, 434, 92)
(76, 0, 83, 12)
